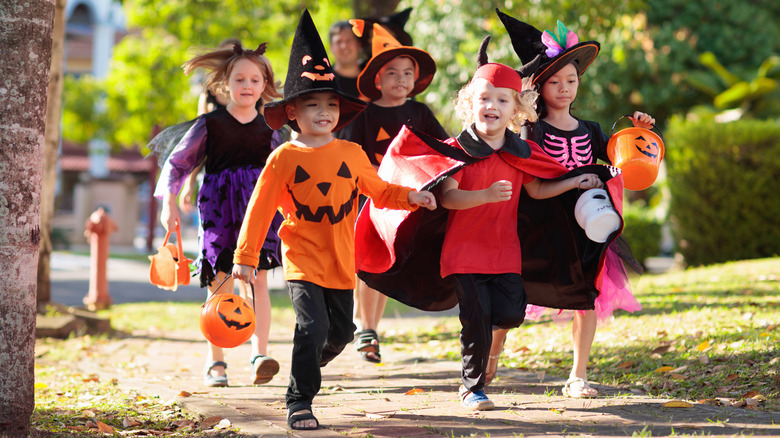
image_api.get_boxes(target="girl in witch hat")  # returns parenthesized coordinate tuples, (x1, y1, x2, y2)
(490, 9, 653, 398)
(154, 42, 284, 388)
(232, 10, 436, 430)
(336, 22, 448, 364)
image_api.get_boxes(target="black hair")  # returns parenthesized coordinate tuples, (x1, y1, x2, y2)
(328, 21, 353, 43)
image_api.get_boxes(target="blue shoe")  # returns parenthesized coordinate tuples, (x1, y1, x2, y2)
(204, 361, 228, 387)
(459, 385, 495, 411)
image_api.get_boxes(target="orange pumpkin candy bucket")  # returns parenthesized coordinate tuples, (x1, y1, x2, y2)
(607, 115, 665, 191)
(148, 220, 193, 291)
(200, 293, 256, 348)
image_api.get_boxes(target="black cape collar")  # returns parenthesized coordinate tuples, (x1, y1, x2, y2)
(455, 124, 532, 160)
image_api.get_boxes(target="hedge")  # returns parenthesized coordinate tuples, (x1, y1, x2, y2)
(664, 116, 780, 265)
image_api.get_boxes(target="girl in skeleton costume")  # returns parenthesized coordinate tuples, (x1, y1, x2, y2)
(491, 10, 654, 398)
(155, 42, 284, 388)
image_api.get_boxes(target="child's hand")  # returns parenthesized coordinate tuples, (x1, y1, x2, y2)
(232, 263, 256, 284)
(408, 190, 438, 210)
(160, 195, 181, 232)
(629, 111, 655, 129)
(486, 180, 513, 203)
(575, 174, 603, 190)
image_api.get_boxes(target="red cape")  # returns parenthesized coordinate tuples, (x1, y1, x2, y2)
(355, 125, 624, 311)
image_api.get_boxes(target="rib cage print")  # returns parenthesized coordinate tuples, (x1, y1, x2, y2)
(541, 133, 593, 170)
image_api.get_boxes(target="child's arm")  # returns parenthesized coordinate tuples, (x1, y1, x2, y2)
(629, 111, 655, 129)
(523, 173, 603, 200)
(232, 158, 284, 283)
(160, 193, 181, 232)
(439, 177, 513, 210)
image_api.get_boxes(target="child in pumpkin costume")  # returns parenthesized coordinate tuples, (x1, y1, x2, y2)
(232, 10, 436, 430)
(336, 22, 448, 364)
(487, 10, 653, 397)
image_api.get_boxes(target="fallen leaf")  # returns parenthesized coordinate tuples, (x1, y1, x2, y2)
(731, 400, 747, 408)
(651, 345, 672, 354)
(82, 410, 96, 418)
(697, 399, 722, 406)
(616, 361, 636, 369)
(767, 324, 778, 331)
(662, 400, 693, 408)
(34, 382, 48, 390)
(201, 416, 224, 428)
(96, 421, 114, 433)
(656, 330, 668, 337)
(174, 419, 196, 430)
(670, 365, 688, 373)
(726, 373, 739, 381)
(82, 374, 100, 383)
(513, 346, 530, 354)
(214, 419, 231, 429)
(178, 391, 191, 397)
(365, 412, 395, 419)
(122, 417, 141, 427)
(696, 341, 710, 352)
(550, 408, 565, 414)
(670, 373, 687, 380)
(654, 366, 675, 373)
(405, 388, 424, 395)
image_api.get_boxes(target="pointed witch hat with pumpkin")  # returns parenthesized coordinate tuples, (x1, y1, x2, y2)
(264, 9, 367, 131)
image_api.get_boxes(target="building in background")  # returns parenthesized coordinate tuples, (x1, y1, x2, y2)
(55, 0, 156, 249)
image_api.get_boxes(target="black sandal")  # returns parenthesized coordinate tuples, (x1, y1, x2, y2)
(354, 329, 381, 363)
(287, 407, 319, 430)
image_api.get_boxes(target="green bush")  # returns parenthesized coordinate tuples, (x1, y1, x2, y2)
(665, 116, 780, 265)
(622, 203, 663, 268)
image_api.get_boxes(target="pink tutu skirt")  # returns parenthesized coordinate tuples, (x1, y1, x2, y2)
(525, 247, 641, 324)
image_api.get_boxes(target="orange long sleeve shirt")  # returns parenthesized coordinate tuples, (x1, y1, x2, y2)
(235, 138, 417, 290)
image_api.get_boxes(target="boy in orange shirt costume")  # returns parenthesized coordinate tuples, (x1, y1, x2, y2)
(232, 10, 436, 430)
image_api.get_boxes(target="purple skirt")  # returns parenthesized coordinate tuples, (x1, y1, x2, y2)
(195, 165, 282, 287)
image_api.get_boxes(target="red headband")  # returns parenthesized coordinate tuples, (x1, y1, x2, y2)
(472, 63, 523, 93)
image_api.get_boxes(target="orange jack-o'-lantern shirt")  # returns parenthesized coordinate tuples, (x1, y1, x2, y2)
(235, 138, 416, 290)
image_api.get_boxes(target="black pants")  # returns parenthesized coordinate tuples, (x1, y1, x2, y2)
(453, 273, 527, 392)
(285, 280, 356, 410)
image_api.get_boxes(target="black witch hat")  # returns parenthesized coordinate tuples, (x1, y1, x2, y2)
(264, 9, 367, 131)
(496, 8, 600, 87)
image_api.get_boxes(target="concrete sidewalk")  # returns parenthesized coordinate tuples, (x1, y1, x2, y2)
(46, 253, 778, 437)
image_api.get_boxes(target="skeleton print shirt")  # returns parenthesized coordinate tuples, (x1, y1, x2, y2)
(522, 119, 611, 170)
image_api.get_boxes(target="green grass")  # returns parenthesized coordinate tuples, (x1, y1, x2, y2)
(383, 257, 780, 410)
(32, 257, 780, 435)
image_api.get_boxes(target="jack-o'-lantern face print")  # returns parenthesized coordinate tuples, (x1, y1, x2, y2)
(217, 297, 254, 330)
(288, 161, 358, 224)
(635, 135, 660, 159)
(300, 55, 336, 81)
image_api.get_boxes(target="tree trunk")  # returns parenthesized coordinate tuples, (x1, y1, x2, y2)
(37, 0, 67, 309)
(352, 0, 402, 19)
(0, 1, 56, 436)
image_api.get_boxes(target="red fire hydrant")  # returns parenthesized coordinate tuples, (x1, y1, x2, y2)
(82, 206, 117, 310)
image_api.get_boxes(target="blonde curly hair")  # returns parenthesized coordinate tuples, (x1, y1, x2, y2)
(454, 76, 538, 132)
